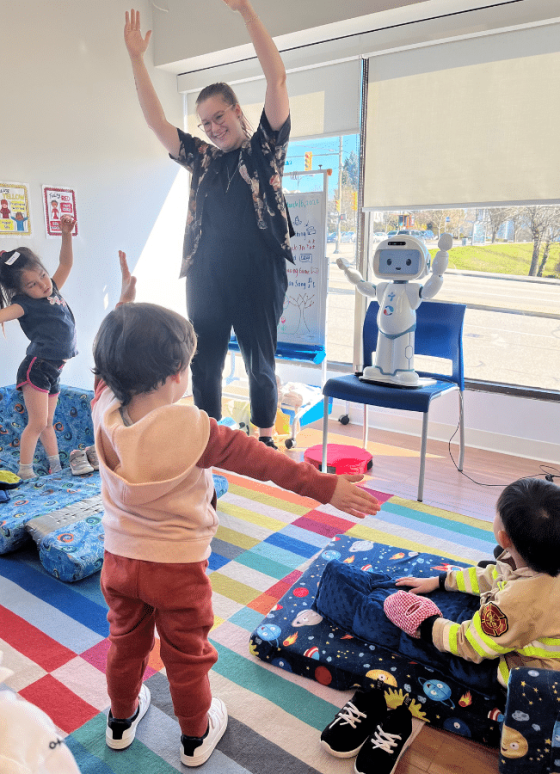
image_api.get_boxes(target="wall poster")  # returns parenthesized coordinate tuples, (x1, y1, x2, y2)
(42, 186, 78, 238)
(0, 183, 31, 236)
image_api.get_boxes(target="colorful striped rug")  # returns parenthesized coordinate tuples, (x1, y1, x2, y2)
(0, 470, 495, 773)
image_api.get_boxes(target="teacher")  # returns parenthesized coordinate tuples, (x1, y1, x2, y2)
(124, 1, 294, 449)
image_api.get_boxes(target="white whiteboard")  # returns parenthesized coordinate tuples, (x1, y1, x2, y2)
(279, 187, 328, 352)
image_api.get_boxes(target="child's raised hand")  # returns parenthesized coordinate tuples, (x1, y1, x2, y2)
(394, 576, 440, 595)
(124, 9, 152, 59)
(329, 474, 381, 518)
(59, 214, 76, 233)
(118, 251, 137, 305)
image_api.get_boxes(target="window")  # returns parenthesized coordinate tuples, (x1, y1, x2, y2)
(283, 134, 361, 366)
(361, 20, 560, 395)
(364, 208, 560, 392)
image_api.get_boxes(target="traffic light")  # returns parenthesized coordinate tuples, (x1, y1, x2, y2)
(304, 152, 313, 171)
(335, 199, 340, 212)
(351, 191, 358, 211)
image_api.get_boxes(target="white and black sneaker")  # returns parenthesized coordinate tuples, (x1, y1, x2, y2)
(106, 684, 151, 750)
(321, 682, 388, 758)
(354, 698, 413, 774)
(180, 697, 228, 767)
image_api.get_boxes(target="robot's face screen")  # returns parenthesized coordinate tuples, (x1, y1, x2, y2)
(378, 249, 421, 276)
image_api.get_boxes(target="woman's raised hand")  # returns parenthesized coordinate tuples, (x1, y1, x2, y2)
(220, 0, 252, 12)
(124, 9, 152, 59)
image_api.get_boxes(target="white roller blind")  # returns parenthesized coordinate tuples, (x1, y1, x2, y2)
(186, 59, 362, 140)
(363, 21, 560, 210)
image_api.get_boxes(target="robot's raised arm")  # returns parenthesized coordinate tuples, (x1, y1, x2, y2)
(336, 257, 377, 298)
(420, 232, 452, 300)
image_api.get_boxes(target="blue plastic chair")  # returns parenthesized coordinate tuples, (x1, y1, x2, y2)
(321, 300, 466, 501)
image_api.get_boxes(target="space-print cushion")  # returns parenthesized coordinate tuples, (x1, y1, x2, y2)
(500, 667, 560, 774)
(0, 469, 100, 554)
(250, 534, 505, 749)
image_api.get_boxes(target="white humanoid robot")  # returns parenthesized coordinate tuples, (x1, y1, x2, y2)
(337, 232, 453, 387)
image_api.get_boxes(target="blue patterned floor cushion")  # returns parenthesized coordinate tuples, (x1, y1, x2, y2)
(0, 383, 229, 581)
(0, 384, 94, 475)
(250, 534, 505, 748)
(213, 474, 228, 499)
(500, 667, 560, 774)
(0, 469, 100, 554)
(25, 495, 104, 582)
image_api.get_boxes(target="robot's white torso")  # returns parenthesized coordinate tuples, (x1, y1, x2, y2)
(376, 281, 421, 336)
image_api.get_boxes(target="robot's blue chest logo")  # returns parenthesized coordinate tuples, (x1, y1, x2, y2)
(388, 292, 396, 302)
(383, 306, 394, 316)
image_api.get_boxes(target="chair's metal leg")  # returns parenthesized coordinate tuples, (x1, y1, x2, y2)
(458, 390, 465, 472)
(322, 396, 330, 473)
(362, 404, 368, 448)
(418, 413, 429, 502)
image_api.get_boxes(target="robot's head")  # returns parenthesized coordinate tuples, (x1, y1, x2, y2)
(373, 235, 430, 281)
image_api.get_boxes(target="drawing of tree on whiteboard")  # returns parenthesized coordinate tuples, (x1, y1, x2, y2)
(285, 293, 315, 334)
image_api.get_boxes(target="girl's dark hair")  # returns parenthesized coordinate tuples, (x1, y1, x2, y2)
(497, 477, 560, 576)
(0, 248, 46, 309)
(196, 82, 253, 138)
(93, 302, 197, 406)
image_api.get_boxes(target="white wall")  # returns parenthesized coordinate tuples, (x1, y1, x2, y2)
(0, 0, 187, 391)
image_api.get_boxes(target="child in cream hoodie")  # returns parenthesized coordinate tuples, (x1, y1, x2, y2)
(91, 252, 381, 768)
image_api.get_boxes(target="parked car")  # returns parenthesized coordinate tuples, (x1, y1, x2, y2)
(387, 230, 398, 237)
(398, 229, 425, 241)
(373, 231, 388, 241)
(341, 231, 356, 243)
(327, 232, 337, 242)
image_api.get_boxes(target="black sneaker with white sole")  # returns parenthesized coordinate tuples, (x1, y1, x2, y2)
(180, 697, 228, 767)
(354, 698, 413, 774)
(321, 682, 388, 758)
(106, 684, 151, 750)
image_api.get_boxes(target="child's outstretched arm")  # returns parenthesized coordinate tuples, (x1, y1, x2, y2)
(52, 214, 77, 290)
(200, 426, 381, 518)
(329, 473, 381, 519)
(0, 303, 24, 326)
(94, 251, 136, 393)
(117, 250, 137, 305)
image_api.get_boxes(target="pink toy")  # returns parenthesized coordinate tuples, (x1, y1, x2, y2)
(304, 443, 373, 474)
(383, 590, 442, 638)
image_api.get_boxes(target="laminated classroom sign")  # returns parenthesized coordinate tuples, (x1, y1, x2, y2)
(0, 183, 31, 236)
(42, 186, 78, 238)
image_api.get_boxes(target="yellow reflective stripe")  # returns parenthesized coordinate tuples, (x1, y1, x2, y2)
(537, 637, 560, 647)
(517, 642, 560, 658)
(465, 621, 488, 658)
(456, 572, 467, 592)
(467, 567, 480, 595)
(471, 612, 510, 655)
(498, 657, 510, 687)
(445, 623, 460, 655)
(491, 567, 498, 581)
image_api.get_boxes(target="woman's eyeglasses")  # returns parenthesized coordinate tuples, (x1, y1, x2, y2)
(197, 104, 235, 133)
